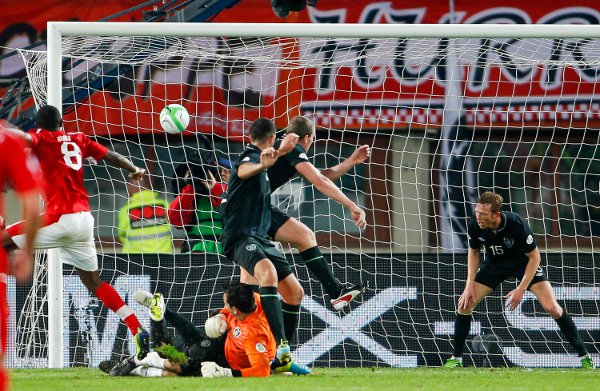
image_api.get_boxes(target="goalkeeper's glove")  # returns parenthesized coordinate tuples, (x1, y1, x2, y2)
(201, 361, 232, 378)
(205, 313, 227, 338)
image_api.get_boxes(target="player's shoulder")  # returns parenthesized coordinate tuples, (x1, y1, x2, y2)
(503, 211, 527, 225)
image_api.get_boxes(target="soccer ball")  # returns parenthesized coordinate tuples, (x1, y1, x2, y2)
(159, 104, 190, 134)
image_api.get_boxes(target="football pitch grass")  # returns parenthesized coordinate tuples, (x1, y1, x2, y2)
(11, 367, 599, 391)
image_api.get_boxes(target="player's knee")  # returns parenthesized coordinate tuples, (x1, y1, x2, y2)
(543, 303, 563, 318)
(290, 284, 304, 303)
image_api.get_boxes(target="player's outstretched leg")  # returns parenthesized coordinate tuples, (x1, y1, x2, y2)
(330, 282, 368, 311)
(134, 291, 165, 322)
(270, 340, 312, 375)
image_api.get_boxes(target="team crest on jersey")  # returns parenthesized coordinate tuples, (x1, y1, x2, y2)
(526, 235, 533, 245)
(242, 157, 250, 162)
(503, 237, 515, 248)
(201, 340, 211, 347)
(299, 153, 308, 160)
(233, 327, 242, 338)
(246, 244, 257, 251)
(255, 343, 266, 353)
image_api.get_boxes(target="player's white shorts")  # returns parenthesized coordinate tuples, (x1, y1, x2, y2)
(9, 212, 98, 271)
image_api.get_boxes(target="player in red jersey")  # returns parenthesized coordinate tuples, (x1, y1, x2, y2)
(0, 122, 42, 390)
(2, 105, 151, 357)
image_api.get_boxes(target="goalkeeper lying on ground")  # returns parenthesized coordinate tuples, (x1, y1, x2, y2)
(104, 282, 310, 377)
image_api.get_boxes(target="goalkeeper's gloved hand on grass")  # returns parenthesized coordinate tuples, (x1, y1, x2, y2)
(201, 361, 232, 377)
(205, 313, 227, 338)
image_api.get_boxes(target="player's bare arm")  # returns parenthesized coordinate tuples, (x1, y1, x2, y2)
(458, 248, 481, 311)
(11, 189, 41, 282)
(102, 150, 146, 180)
(321, 144, 370, 181)
(296, 161, 367, 229)
(504, 247, 542, 310)
(276, 133, 299, 155)
(0, 125, 33, 146)
(238, 147, 280, 179)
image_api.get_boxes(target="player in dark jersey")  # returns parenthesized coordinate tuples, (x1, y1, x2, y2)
(444, 191, 595, 368)
(219, 118, 310, 375)
(240, 116, 368, 348)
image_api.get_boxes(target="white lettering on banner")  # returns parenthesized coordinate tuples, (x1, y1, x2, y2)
(63, 275, 152, 366)
(504, 287, 600, 331)
(294, 287, 419, 367)
(502, 347, 600, 368)
(5, 275, 151, 368)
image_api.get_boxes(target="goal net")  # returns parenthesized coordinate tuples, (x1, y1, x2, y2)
(10, 22, 600, 369)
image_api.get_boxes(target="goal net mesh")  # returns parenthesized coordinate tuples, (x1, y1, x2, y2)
(12, 31, 600, 368)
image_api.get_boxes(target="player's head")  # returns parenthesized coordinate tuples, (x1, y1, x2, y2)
(286, 116, 315, 150)
(35, 105, 62, 130)
(223, 282, 256, 318)
(249, 118, 277, 146)
(475, 191, 503, 229)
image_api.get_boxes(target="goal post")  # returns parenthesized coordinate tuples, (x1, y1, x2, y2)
(26, 21, 600, 369)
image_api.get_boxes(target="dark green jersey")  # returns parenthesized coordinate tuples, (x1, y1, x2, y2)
(268, 139, 310, 192)
(468, 211, 537, 267)
(220, 144, 272, 237)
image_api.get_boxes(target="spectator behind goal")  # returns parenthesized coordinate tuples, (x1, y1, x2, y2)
(118, 176, 172, 254)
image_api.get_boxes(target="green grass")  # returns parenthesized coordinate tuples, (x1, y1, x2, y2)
(11, 367, 600, 391)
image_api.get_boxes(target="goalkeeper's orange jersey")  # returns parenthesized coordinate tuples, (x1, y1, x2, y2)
(223, 293, 276, 377)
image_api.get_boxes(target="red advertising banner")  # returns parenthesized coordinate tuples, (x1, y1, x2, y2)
(2, 1, 600, 136)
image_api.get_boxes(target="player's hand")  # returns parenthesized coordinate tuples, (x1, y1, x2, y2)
(205, 313, 228, 338)
(458, 285, 476, 312)
(260, 147, 279, 169)
(277, 133, 299, 155)
(351, 206, 367, 229)
(349, 145, 371, 164)
(504, 288, 525, 310)
(202, 171, 217, 191)
(201, 361, 233, 378)
(129, 167, 147, 181)
(12, 251, 34, 283)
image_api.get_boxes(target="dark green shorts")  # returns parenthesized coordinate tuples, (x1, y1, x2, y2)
(221, 235, 292, 281)
(475, 261, 548, 290)
(268, 206, 291, 239)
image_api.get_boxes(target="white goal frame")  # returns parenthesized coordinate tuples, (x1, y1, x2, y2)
(45, 21, 600, 368)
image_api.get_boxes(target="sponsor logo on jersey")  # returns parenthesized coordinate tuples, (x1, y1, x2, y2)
(526, 235, 534, 245)
(255, 343, 266, 353)
(201, 340, 211, 347)
(503, 237, 515, 248)
(246, 244, 257, 251)
(299, 153, 308, 160)
(233, 327, 242, 338)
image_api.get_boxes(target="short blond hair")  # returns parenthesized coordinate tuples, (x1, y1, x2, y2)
(478, 191, 503, 213)
(285, 116, 314, 138)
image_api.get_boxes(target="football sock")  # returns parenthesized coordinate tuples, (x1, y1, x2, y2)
(281, 301, 301, 344)
(246, 284, 260, 293)
(135, 351, 166, 369)
(452, 313, 472, 357)
(555, 312, 588, 357)
(300, 246, 342, 298)
(130, 366, 164, 377)
(95, 282, 141, 335)
(259, 286, 287, 343)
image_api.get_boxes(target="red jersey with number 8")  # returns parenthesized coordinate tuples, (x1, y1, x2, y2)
(30, 129, 108, 217)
